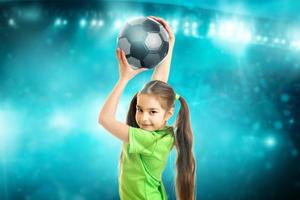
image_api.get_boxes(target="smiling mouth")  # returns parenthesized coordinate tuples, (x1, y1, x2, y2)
(141, 124, 152, 126)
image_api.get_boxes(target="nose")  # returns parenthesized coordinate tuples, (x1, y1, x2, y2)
(140, 113, 150, 123)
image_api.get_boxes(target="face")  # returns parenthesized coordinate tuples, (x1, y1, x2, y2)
(135, 93, 174, 131)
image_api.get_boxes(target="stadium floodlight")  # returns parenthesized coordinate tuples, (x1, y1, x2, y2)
(208, 23, 216, 36)
(265, 136, 276, 147)
(62, 19, 68, 25)
(209, 20, 253, 43)
(54, 18, 62, 26)
(8, 18, 15, 26)
(291, 40, 300, 48)
(237, 30, 252, 42)
(219, 21, 236, 39)
(49, 113, 73, 131)
(274, 38, 280, 43)
(192, 21, 198, 28)
(262, 36, 268, 42)
(171, 19, 178, 27)
(256, 35, 262, 41)
(192, 29, 198, 37)
(79, 19, 87, 27)
(98, 19, 104, 27)
(114, 19, 122, 29)
(184, 28, 190, 35)
(184, 21, 190, 28)
(91, 19, 97, 27)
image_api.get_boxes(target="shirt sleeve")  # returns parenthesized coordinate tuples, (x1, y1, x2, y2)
(128, 126, 160, 155)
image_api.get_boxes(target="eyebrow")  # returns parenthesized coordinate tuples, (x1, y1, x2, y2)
(136, 105, 159, 110)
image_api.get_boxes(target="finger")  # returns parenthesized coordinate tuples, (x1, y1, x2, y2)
(116, 48, 121, 60)
(148, 16, 163, 21)
(121, 50, 128, 65)
(148, 17, 174, 42)
(149, 16, 173, 34)
(117, 48, 123, 65)
(118, 49, 123, 64)
(137, 67, 147, 73)
(150, 16, 168, 27)
(118, 48, 124, 64)
(160, 23, 174, 39)
(149, 16, 165, 26)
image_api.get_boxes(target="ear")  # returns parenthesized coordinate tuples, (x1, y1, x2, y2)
(165, 107, 174, 121)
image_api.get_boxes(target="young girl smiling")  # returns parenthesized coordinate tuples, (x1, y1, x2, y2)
(99, 16, 195, 200)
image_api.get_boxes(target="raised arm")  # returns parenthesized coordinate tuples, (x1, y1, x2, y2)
(149, 16, 175, 83)
(98, 48, 147, 143)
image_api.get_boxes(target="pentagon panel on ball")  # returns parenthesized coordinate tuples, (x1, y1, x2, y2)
(117, 17, 169, 69)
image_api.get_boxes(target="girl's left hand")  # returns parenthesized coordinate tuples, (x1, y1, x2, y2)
(148, 16, 175, 50)
(116, 48, 147, 81)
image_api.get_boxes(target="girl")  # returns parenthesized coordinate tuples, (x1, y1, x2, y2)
(98, 16, 196, 200)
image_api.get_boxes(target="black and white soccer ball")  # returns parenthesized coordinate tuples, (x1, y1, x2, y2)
(117, 17, 169, 69)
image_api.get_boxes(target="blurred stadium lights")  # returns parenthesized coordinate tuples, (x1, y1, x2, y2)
(208, 22, 216, 36)
(8, 18, 15, 26)
(291, 40, 300, 49)
(54, 18, 62, 26)
(54, 17, 67, 27)
(54, 17, 104, 28)
(182, 20, 199, 37)
(98, 19, 104, 27)
(262, 36, 269, 42)
(2, 1, 300, 52)
(49, 112, 73, 132)
(63, 19, 67, 25)
(192, 21, 199, 37)
(91, 19, 97, 27)
(183, 21, 190, 36)
(0, 109, 19, 156)
(170, 19, 178, 33)
(265, 136, 276, 148)
(114, 19, 123, 29)
(79, 18, 87, 27)
(7, 12, 299, 52)
(208, 19, 253, 43)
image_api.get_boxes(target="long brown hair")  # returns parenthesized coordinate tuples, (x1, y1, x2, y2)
(125, 80, 196, 200)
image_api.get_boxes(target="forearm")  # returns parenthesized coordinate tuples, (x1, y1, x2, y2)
(98, 78, 129, 122)
(151, 48, 173, 83)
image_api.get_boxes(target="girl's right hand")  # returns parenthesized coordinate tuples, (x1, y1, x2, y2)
(148, 16, 175, 50)
(116, 48, 147, 81)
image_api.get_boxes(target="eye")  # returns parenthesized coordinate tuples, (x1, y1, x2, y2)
(150, 111, 157, 115)
(136, 108, 142, 112)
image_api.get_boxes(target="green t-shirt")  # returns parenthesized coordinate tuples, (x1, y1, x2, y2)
(119, 125, 175, 200)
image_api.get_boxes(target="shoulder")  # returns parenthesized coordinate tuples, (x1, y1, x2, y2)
(157, 126, 175, 136)
(157, 127, 175, 145)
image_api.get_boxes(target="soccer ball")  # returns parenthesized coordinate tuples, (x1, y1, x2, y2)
(117, 17, 169, 69)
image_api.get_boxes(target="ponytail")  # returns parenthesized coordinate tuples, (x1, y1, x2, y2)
(174, 96, 196, 200)
(123, 82, 196, 200)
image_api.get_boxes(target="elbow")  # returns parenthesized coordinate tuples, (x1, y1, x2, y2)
(98, 117, 107, 126)
(98, 115, 113, 126)
(98, 117, 103, 125)
(98, 110, 107, 125)
(98, 113, 106, 125)
(98, 108, 115, 125)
